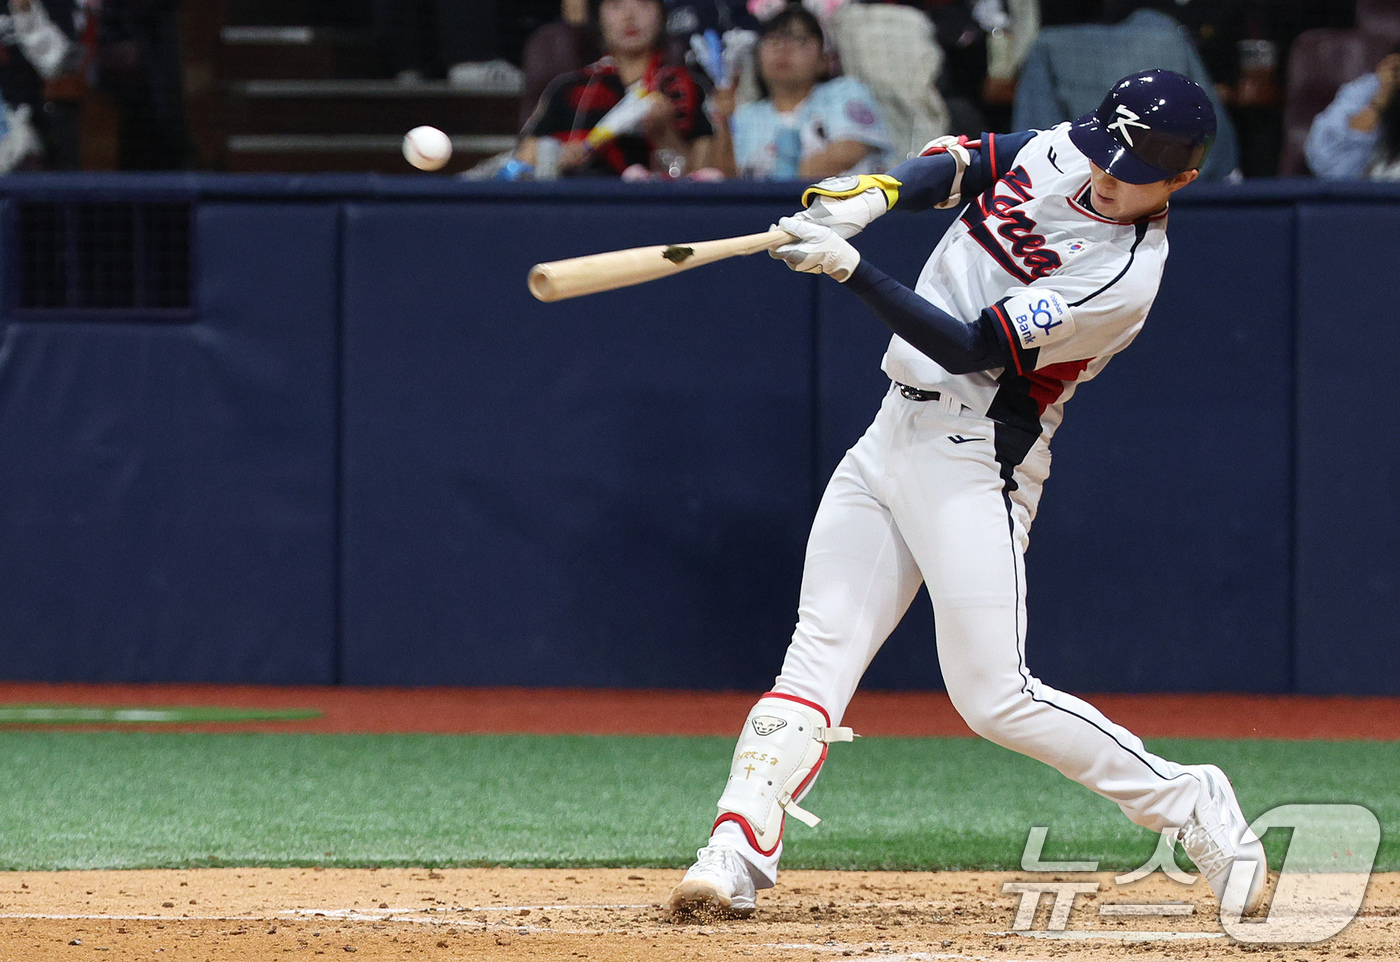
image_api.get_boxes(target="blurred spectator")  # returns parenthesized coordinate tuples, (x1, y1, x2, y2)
(825, 1, 949, 161)
(914, 0, 1038, 134)
(667, 0, 756, 40)
(0, 0, 82, 169)
(1153, 0, 1249, 89)
(1305, 45, 1400, 179)
(1038, 0, 1100, 26)
(380, 0, 523, 89)
(518, 0, 595, 129)
(97, 0, 192, 170)
(517, 0, 714, 177)
(711, 4, 891, 178)
(1012, 0, 1240, 180)
(749, 0, 845, 22)
(668, 1, 759, 107)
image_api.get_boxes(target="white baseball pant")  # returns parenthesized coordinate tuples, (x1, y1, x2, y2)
(711, 384, 1204, 887)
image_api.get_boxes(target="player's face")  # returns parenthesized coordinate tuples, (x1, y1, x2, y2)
(598, 0, 663, 57)
(759, 25, 824, 89)
(1088, 164, 1198, 221)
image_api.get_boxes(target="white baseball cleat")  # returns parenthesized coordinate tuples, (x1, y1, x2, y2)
(667, 844, 758, 918)
(1177, 764, 1268, 915)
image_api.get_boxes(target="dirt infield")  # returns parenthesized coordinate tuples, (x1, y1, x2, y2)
(1, 867, 1395, 961)
(1, 682, 1398, 738)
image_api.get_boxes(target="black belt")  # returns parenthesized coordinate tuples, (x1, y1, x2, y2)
(896, 382, 941, 402)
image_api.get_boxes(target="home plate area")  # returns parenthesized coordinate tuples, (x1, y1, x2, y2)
(0, 868, 1394, 961)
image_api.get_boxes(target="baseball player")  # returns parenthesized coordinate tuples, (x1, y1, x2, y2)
(668, 70, 1268, 919)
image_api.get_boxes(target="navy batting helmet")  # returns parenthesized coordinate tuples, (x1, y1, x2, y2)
(1069, 69, 1216, 184)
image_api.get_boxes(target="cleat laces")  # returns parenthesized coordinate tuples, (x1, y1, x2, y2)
(692, 845, 733, 875)
(1177, 816, 1231, 882)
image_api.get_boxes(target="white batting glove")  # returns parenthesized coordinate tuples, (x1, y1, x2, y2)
(793, 190, 888, 239)
(793, 173, 900, 238)
(771, 216, 861, 282)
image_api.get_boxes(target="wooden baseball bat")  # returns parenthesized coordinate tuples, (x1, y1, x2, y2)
(527, 227, 793, 302)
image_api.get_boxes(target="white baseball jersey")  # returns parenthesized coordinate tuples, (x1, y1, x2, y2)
(883, 123, 1169, 516)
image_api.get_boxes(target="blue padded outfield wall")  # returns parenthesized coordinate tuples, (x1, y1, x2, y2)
(0, 175, 1393, 693)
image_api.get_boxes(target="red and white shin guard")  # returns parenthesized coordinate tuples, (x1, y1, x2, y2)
(710, 693, 855, 887)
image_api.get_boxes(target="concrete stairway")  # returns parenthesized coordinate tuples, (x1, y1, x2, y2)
(217, 14, 520, 174)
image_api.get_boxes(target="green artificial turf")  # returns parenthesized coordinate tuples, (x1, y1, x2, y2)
(0, 733, 1390, 873)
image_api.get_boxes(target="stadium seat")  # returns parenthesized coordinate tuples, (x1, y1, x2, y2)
(1357, 0, 1400, 47)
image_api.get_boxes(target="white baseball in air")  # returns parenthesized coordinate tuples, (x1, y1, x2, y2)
(403, 125, 452, 170)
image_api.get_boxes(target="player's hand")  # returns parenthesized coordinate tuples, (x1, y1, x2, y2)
(771, 216, 860, 282)
(793, 173, 900, 238)
(1377, 53, 1400, 105)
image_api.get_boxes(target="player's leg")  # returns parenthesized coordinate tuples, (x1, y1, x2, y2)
(892, 408, 1264, 910)
(925, 526, 1266, 911)
(884, 419, 1202, 829)
(670, 393, 923, 913)
(708, 453, 923, 875)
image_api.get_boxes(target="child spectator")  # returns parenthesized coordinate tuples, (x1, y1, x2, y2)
(517, 0, 714, 177)
(711, 5, 891, 179)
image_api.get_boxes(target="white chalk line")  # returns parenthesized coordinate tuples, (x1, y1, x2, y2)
(1001, 929, 1227, 941)
(0, 903, 654, 933)
(0, 912, 268, 922)
(765, 944, 996, 962)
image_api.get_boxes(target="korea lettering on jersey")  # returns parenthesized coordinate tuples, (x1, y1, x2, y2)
(883, 123, 1169, 449)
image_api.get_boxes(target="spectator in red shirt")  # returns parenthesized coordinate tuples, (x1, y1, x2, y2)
(517, 0, 714, 177)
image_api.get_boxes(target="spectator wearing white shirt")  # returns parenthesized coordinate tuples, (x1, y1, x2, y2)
(709, 5, 891, 179)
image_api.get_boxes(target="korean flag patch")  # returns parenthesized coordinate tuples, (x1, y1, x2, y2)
(1003, 289, 1076, 351)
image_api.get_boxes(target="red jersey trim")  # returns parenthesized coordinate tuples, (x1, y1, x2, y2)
(1025, 358, 1093, 415)
(988, 132, 999, 180)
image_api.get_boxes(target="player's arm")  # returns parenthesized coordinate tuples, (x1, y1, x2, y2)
(886, 130, 1036, 211)
(774, 217, 1072, 376)
(844, 261, 1013, 374)
(793, 130, 1039, 238)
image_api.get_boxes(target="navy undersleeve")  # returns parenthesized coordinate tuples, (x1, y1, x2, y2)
(843, 261, 1014, 375)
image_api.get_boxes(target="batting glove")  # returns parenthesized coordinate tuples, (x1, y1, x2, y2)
(791, 173, 900, 239)
(771, 216, 861, 282)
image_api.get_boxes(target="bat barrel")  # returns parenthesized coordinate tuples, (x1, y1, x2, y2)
(527, 228, 793, 303)
(527, 264, 561, 302)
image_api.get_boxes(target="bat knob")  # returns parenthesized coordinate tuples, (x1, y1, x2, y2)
(527, 264, 559, 302)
